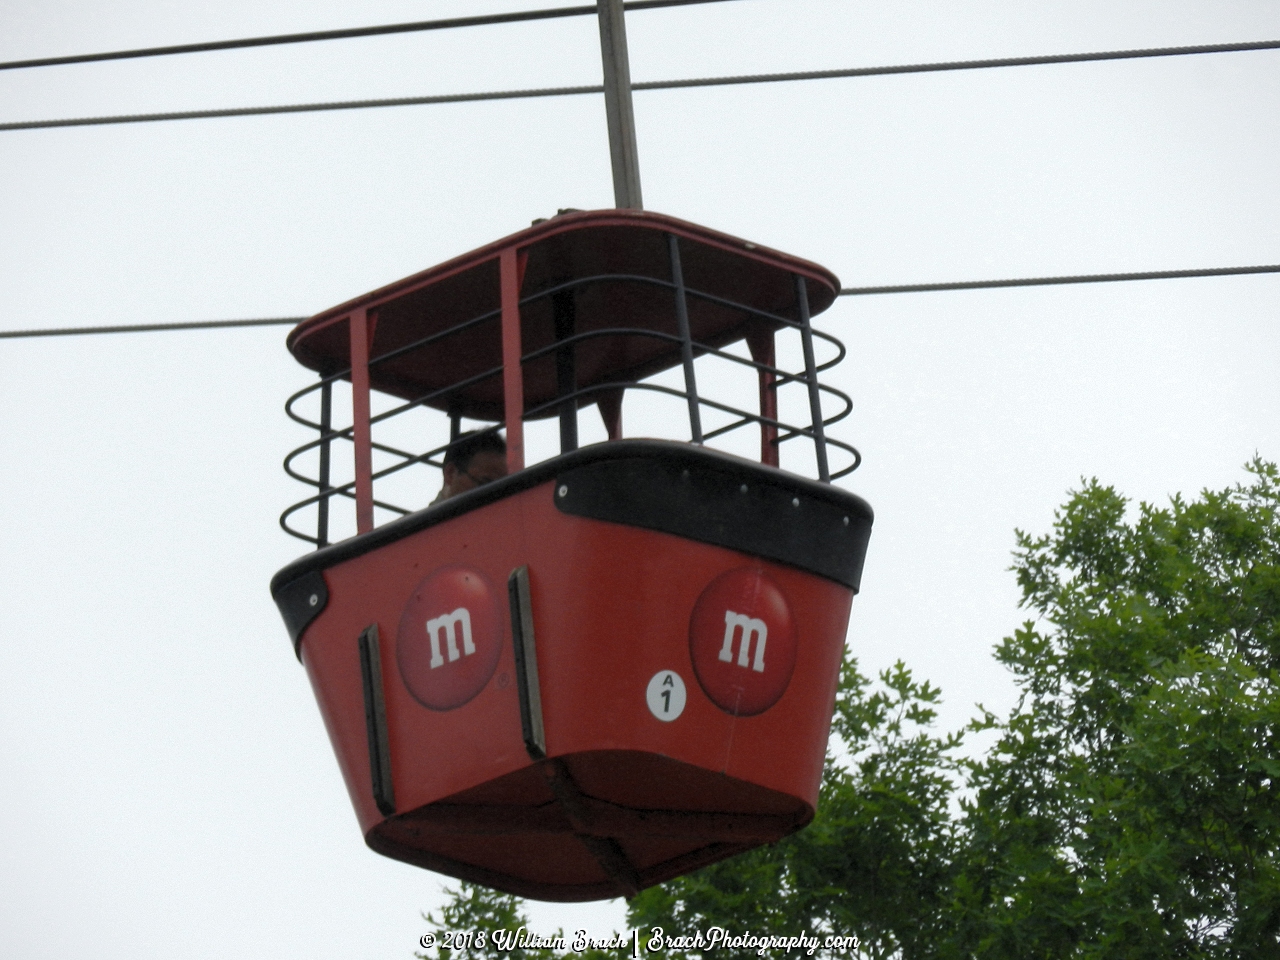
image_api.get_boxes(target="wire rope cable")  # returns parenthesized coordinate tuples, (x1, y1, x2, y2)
(0, 317, 304, 339)
(839, 264, 1280, 296)
(3, 38, 1276, 132)
(0, 0, 744, 72)
(4, 265, 1277, 340)
(0, 85, 605, 131)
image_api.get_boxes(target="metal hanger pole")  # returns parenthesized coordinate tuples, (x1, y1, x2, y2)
(597, 0, 643, 209)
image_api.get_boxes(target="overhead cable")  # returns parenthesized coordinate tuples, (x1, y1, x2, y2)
(0, 85, 606, 131)
(0, 317, 304, 339)
(839, 264, 1280, 296)
(5, 264, 1278, 340)
(640, 38, 1280, 89)
(4, 38, 1276, 133)
(0, 0, 741, 72)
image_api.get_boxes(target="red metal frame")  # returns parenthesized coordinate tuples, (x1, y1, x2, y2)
(348, 307, 375, 534)
(500, 247, 527, 474)
(747, 328, 779, 467)
(288, 210, 841, 524)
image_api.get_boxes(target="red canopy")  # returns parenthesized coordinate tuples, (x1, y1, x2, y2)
(286, 209, 840, 422)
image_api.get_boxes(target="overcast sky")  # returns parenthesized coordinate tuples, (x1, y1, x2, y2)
(2, 1, 1278, 958)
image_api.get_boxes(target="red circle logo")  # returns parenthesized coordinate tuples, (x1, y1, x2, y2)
(689, 568, 796, 716)
(397, 567, 503, 711)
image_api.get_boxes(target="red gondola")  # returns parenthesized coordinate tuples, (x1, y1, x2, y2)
(271, 209, 872, 900)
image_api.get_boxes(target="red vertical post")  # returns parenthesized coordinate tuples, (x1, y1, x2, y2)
(500, 248, 526, 473)
(349, 307, 375, 534)
(747, 328, 779, 467)
(596, 388, 624, 441)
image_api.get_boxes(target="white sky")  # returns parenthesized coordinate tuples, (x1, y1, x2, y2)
(2, 1, 1278, 958)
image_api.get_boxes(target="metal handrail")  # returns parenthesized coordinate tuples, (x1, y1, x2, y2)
(280, 267, 858, 545)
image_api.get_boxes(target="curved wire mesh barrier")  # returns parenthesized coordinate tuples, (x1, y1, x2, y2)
(280, 271, 859, 547)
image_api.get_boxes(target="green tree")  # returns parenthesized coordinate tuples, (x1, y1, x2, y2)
(951, 458, 1280, 958)
(632, 659, 963, 959)
(426, 460, 1280, 959)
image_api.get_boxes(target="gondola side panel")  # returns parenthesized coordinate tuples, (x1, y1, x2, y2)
(519, 487, 854, 811)
(298, 491, 539, 834)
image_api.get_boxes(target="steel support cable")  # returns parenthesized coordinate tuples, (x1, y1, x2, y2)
(38, 249, 1223, 531)
(0, 316, 304, 338)
(286, 270, 834, 403)
(839, 263, 1280, 296)
(3, 38, 1276, 132)
(0, 85, 604, 131)
(6, 263, 1279, 341)
(0, 0, 744, 72)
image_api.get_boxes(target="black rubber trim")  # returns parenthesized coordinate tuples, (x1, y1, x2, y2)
(554, 452, 872, 590)
(270, 440, 873, 655)
(508, 567, 546, 760)
(358, 624, 396, 816)
(273, 568, 328, 659)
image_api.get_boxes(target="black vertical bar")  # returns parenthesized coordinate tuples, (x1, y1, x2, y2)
(358, 624, 396, 816)
(508, 567, 546, 760)
(449, 409, 462, 442)
(668, 233, 703, 443)
(553, 291, 578, 453)
(317, 379, 333, 549)
(796, 275, 830, 482)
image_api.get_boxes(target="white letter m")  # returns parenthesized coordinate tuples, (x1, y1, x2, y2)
(426, 607, 474, 668)
(719, 610, 768, 673)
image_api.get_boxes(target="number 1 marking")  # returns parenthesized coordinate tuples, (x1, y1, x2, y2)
(646, 670, 686, 721)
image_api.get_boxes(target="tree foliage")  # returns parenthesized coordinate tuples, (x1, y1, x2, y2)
(633, 660, 963, 959)
(954, 457, 1280, 957)
(425, 460, 1280, 959)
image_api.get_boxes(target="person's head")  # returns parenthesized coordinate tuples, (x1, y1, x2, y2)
(439, 430, 508, 500)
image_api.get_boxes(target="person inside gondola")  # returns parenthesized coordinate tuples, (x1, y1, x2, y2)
(431, 430, 508, 504)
